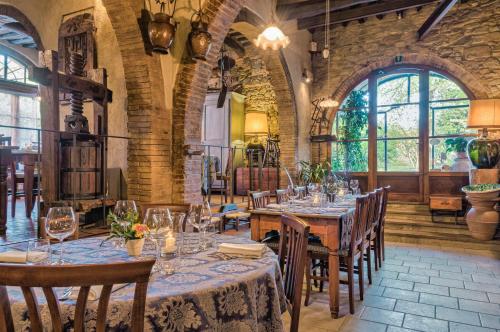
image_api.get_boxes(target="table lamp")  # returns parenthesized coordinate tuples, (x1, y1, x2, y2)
(466, 99, 500, 168)
(245, 112, 268, 148)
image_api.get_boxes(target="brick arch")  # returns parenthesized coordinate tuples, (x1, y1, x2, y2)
(172, 1, 298, 202)
(102, 0, 169, 203)
(322, 51, 490, 135)
(0, 4, 44, 50)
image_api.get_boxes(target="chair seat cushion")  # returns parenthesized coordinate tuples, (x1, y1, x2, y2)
(225, 212, 251, 219)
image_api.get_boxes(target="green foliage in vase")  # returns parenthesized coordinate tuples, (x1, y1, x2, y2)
(462, 184, 500, 193)
(106, 211, 148, 241)
(445, 137, 468, 153)
(298, 160, 331, 184)
(332, 90, 368, 172)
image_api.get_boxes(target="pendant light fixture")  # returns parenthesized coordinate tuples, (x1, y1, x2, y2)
(187, 0, 212, 61)
(319, 0, 339, 109)
(255, 11, 289, 51)
(147, 0, 177, 54)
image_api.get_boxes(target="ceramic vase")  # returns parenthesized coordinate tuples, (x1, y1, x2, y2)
(126, 238, 145, 256)
(463, 190, 500, 240)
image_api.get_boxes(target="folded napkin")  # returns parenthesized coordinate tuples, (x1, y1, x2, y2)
(68, 283, 129, 301)
(218, 243, 266, 258)
(266, 203, 282, 210)
(0, 251, 48, 263)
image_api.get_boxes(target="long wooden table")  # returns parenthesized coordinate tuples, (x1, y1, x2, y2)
(250, 207, 353, 318)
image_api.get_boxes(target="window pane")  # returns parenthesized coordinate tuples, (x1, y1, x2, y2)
(429, 101, 472, 136)
(0, 92, 12, 137)
(17, 96, 40, 148)
(377, 139, 419, 171)
(332, 141, 368, 172)
(430, 72, 467, 101)
(0, 55, 5, 80)
(377, 104, 419, 138)
(6, 57, 26, 83)
(378, 74, 418, 106)
(429, 136, 472, 170)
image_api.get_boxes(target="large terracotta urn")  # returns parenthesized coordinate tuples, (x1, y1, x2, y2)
(462, 185, 500, 240)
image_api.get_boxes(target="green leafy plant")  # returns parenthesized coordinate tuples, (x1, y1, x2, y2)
(445, 137, 468, 154)
(106, 211, 149, 241)
(298, 160, 331, 184)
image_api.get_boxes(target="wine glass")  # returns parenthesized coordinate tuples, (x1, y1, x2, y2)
(45, 207, 77, 265)
(350, 179, 359, 195)
(144, 208, 170, 272)
(199, 200, 213, 250)
(114, 200, 137, 247)
(183, 211, 201, 254)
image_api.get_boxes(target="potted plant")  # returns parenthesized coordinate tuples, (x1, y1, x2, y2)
(445, 137, 470, 171)
(298, 160, 331, 185)
(107, 211, 149, 256)
(462, 184, 500, 240)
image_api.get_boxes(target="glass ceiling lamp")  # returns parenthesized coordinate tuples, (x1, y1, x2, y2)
(319, 0, 339, 109)
(255, 25, 290, 51)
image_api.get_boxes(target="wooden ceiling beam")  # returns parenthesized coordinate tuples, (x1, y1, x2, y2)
(417, 0, 458, 40)
(298, 0, 438, 30)
(277, 0, 377, 21)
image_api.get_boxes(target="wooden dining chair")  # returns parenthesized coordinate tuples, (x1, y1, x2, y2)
(304, 195, 369, 314)
(0, 260, 155, 332)
(248, 190, 271, 209)
(368, 188, 384, 271)
(378, 186, 391, 265)
(362, 191, 378, 286)
(279, 213, 310, 332)
(275, 189, 289, 204)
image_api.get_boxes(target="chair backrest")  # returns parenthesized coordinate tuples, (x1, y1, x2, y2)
(0, 136, 11, 146)
(275, 189, 289, 204)
(294, 186, 307, 200)
(248, 191, 271, 209)
(350, 194, 369, 254)
(278, 213, 310, 332)
(372, 188, 384, 230)
(363, 192, 378, 238)
(0, 260, 155, 332)
(379, 186, 391, 228)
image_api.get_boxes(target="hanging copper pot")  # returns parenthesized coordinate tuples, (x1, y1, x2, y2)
(188, 12, 212, 60)
(148, 12, 176, 54)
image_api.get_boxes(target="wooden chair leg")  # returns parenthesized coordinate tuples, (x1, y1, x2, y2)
(347, 258, 355, 314)
(235, 218, 239, 231)
(304, 256, 312, 306)
(381, 231, 385, 261)
(358, 254, 364, 301)
(373, 240, 379, 272)
(377, 236, 382, 269)
(366, 246, 372, 285)
(319, 261, 325, 293)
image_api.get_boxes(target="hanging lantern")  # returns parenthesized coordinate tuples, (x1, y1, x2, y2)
(254, 25, 290, 51)
(148, 1, 177, 54)
(188, 10, 212, 61)
(319, 97, 339, 109)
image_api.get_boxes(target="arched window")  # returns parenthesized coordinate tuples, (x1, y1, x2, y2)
(0, 52, 39, 149)
(332, 68, 470, 173)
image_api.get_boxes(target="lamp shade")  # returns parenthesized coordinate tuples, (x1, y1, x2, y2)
(467, 99, 500, 128)
(244, 112, 268, 135)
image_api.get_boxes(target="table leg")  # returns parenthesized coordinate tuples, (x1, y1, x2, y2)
(0, 163, 8, 234)
(23, 162, 35, 218)
(329, 251, 340, 318)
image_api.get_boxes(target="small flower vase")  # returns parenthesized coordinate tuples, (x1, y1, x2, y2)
(126, 238, 145, 256)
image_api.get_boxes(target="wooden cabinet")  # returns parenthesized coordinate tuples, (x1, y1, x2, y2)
(235, 167, 278, 195)
(430, 196, 463, 211)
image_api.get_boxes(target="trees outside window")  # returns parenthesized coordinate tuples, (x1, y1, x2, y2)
(331, 68, 470, 173)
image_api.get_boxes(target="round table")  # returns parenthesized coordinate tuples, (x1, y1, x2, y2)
(8, 234, 286, 331)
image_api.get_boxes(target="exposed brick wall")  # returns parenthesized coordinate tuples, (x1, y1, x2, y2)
(311, 0, 499, 161)
(102, 0, 170, 203)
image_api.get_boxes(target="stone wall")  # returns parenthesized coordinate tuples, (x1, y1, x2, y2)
(312, 0, 499, 156)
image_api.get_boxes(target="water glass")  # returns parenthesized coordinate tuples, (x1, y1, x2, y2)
(148, 210, 171, 272)
(199, 201, 214, 250)
(183, 212, 201, 254)
(350, 180, 359, 195)
(26, 239, 51, 265)
(45, 207, 77, 265)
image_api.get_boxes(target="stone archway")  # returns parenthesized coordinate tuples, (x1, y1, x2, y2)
(313, 51, 489, 160)
(172, 2, 298, 203)
(0, 5, 44, 50)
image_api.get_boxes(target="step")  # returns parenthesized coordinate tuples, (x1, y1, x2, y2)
(384, 228, 500, 253)
(386, 214, 464, 224)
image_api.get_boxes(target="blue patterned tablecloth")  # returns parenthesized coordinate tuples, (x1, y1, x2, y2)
(7, 235, 286, 331)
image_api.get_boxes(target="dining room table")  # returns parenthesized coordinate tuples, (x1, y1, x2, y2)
(250, 197, 356, 319)
(4, 234, 287, 331)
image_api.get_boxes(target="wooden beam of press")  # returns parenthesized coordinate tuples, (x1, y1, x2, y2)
(417, 0, 458, 40)
(278, 0, 377, 21)
(298, 0, 438, 30)
(30, 67, 112, 103)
